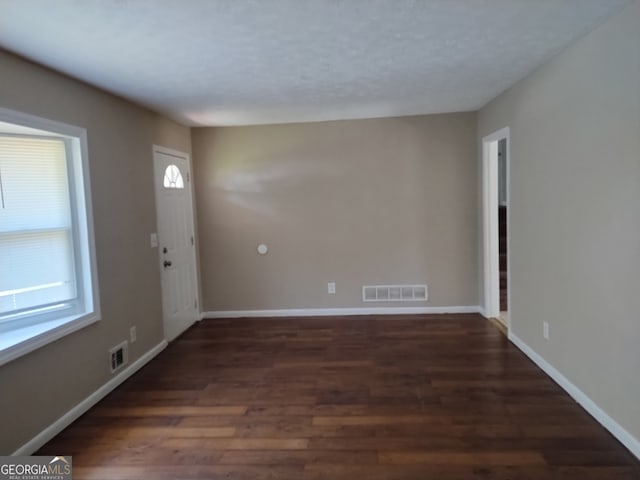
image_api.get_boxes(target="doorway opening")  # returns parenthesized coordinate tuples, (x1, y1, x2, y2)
(482, 128, 510, 330)
(498, 138, 508, 325)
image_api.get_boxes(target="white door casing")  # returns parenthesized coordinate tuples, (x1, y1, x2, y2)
(482, 127, 510, 320)
(153, 146, 199, 341)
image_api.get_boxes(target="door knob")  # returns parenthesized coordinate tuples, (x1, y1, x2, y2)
(163, 260, 172, 268)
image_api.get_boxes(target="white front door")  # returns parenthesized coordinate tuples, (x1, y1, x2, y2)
(153, 146, 198, 341)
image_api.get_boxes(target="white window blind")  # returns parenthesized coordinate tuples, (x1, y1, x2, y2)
(0, 135, 77, 319)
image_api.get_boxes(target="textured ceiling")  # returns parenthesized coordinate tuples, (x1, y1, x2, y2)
(0, 0, 630, 126)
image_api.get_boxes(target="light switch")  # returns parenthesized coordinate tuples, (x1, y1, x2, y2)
(150, 233, 158, 248)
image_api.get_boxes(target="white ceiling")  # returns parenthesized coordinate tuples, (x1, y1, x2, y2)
(0, 0, 630, 126)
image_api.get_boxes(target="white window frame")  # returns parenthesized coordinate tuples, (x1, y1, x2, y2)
(0, 107, 100, 366)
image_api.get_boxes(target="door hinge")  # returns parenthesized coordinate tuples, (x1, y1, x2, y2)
(191, 236, 194, 246)
(194, 299, 198, 309)
(186, 171, 190, 182)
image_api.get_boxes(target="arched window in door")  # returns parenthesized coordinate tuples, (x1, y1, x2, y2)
(163, 164, 184, 189)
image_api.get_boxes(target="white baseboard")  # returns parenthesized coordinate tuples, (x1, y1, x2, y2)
(509, 332, 640, 461)
(202, 306, 480, 319)
(12, 340, 168, 456)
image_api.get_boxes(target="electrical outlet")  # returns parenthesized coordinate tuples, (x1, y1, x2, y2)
(328, 282, 336, 294)
(543, 321, 550, 340)
(130, 326, 137, 343)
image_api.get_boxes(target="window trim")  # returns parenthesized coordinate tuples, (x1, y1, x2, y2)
(0, 107, 101, 366)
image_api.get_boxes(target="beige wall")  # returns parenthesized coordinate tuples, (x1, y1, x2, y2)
(479, 1, 640, 443)
(192, 114, 478, 312)
(0, 50, 191, 454)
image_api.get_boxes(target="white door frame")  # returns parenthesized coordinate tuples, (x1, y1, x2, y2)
(152, 144, 200, 340)
(482, 127, 510, 319)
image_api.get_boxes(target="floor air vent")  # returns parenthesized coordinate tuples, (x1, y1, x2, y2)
(362, 284, 428, 302)
(109, 340, 129, 373)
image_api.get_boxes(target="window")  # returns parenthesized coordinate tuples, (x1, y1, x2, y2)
(163, 164, 184, 189)
(0, 108, 100, 365)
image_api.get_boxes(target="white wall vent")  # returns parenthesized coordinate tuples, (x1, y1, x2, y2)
(362, 284, 428, 302)
(109, 340, 129, 373)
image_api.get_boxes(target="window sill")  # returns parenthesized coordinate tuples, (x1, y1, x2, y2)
(0, 313, 99, 366)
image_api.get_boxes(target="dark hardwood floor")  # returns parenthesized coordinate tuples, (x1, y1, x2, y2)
(38, 314, 640, 479)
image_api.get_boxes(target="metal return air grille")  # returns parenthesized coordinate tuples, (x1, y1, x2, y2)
(362, 284, 428, 302)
